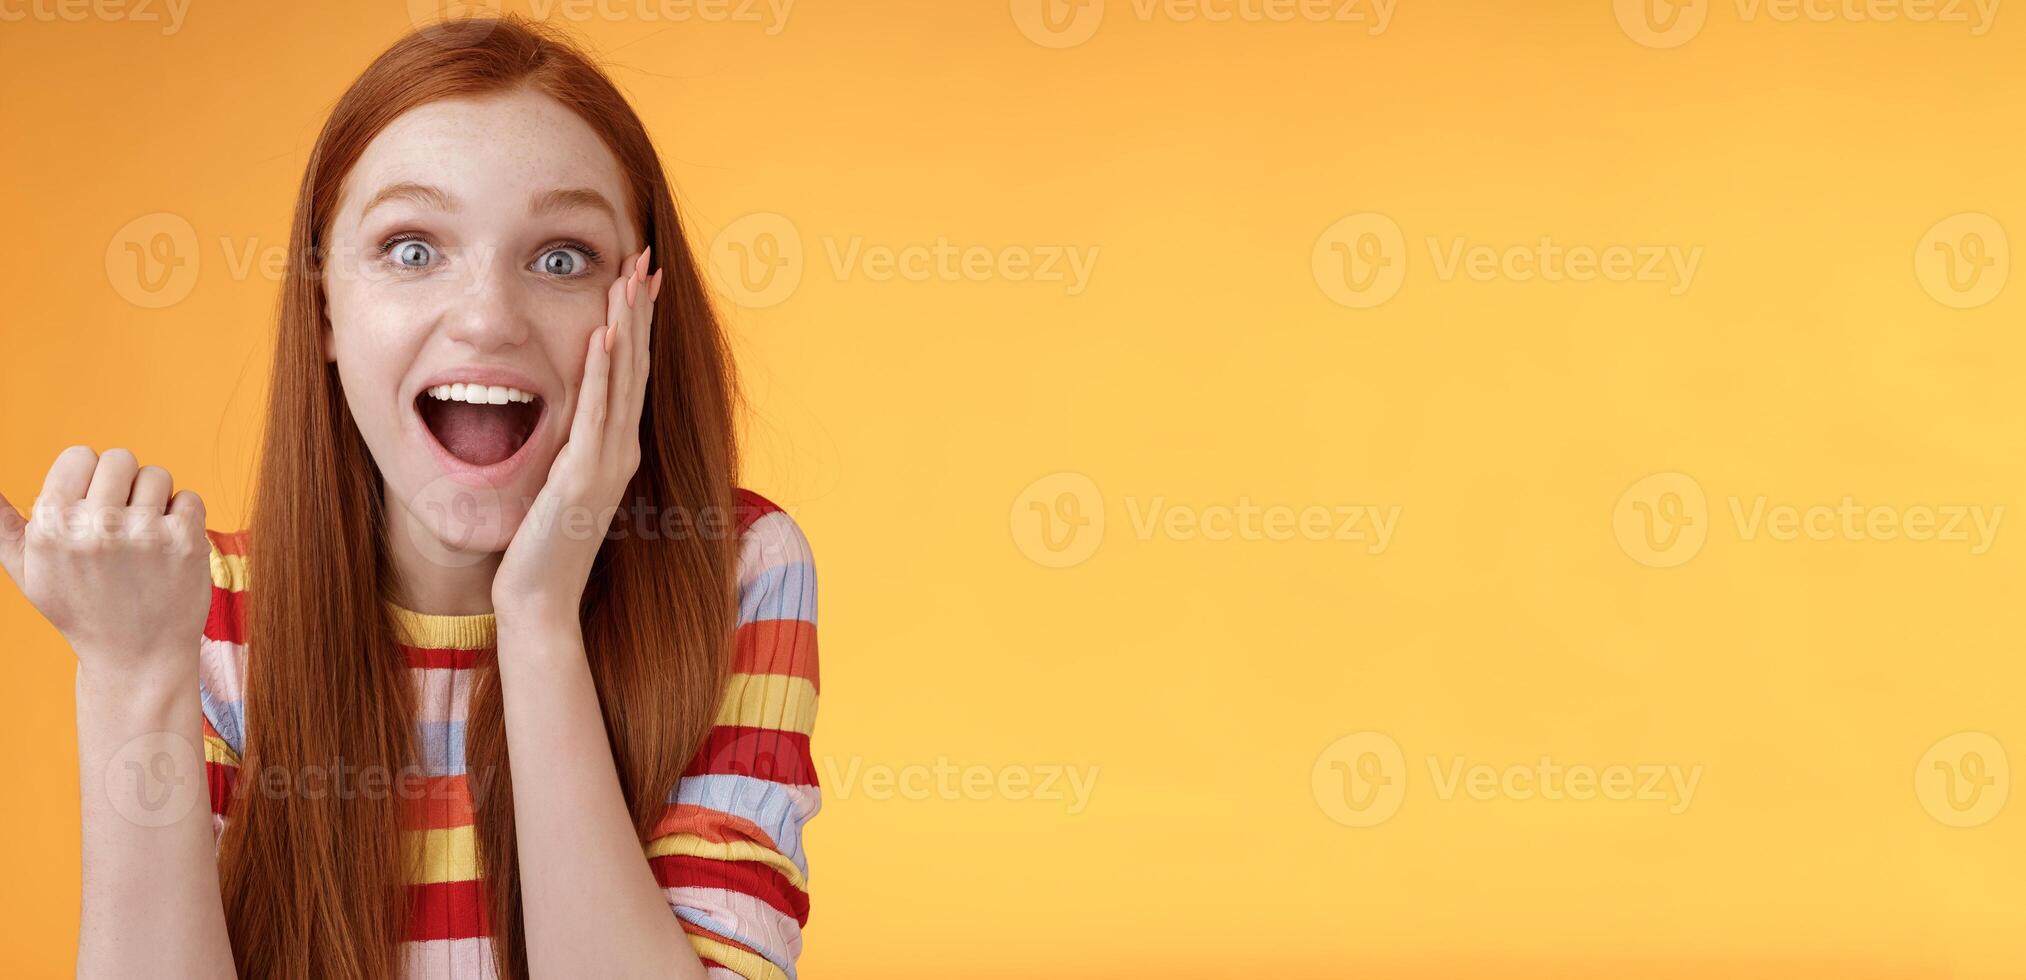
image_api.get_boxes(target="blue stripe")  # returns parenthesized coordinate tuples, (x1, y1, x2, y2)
(417, 720, 466, 776)
(738, 561, 816, 627)
(200, 687, 245, 757)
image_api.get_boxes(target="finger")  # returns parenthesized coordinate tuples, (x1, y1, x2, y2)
(606, 254, 641, 420)
(574, 321, 613, 446)
(0, 490, 25, 588)
(130, 465, 173, 512)
(167, 489, 207, 553)
(38, 445, 98, 510)
(85, 448, 140, 507)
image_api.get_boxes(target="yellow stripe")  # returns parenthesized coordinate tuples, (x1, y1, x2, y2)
(686, 933, 790, 980)
(401, 825, 480, 884)
(208, 545, 248, 593)
(714, 674, 818, 735)
(203, 733, 239, 767)
(386, 604, 497, 650)
(645, 834, 807, 892)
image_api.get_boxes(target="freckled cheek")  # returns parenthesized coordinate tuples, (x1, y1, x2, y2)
(324, 282, 434, 413)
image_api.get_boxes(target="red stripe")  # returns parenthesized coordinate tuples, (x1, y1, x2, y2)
(206, 528, 249, 556)
(204, 584, 247, 644)
(734, 488, 782, 536)
(682, 726, 815, 785)
(398, 774, 476, 830)
(732, 620, 819, 693)
(207, 760, 237, 818)
(654, 854, 808, 924)
(405, 879, 490, 941)
(404, 645, 483, 669)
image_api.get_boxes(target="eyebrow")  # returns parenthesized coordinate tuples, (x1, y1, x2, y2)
(528, 187, 619, 221)
(359, 181, 456, 219)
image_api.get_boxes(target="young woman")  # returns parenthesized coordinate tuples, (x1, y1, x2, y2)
(0, 17, 816, 980)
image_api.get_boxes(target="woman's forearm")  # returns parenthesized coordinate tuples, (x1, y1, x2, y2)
(494, 614, 707, 980)
(74, 655, 236, 979)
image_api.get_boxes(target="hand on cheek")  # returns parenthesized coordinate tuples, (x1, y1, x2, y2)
(492, 247, 664, 623)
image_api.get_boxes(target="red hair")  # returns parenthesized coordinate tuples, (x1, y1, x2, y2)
(218, 17, 738, 979)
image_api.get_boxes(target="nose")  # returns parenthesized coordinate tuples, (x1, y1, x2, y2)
(443, 245, 532, 352)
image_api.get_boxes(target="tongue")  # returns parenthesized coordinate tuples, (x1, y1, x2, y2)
(430, 401, 524, 466)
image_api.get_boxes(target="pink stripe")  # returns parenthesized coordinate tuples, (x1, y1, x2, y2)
(199, 637, 244, 704)
(412, 667, 474, 724)
(402, 937, 495, 979)
(669, 885, 804, 964)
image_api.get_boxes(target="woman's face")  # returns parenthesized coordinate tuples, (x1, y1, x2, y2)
(322, 86, 639, 558)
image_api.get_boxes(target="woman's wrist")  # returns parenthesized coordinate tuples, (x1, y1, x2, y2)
(75, 645, 199, 711)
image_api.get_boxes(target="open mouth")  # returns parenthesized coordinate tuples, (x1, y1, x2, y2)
(416, 383, 545, 467)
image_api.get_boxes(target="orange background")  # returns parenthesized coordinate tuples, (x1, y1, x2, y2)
(3, 1, 2024, 977)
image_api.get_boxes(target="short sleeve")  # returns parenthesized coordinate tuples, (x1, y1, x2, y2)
(645, 492, 819, 980)
(199, 529, 251, 849)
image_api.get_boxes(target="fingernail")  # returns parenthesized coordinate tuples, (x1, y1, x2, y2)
(604, 323, 615, 352)
(639, 247, 652, 274)
(651, 271, 663, 299)
(626, 277, 638, 305)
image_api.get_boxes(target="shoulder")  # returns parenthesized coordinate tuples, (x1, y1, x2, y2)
(198, 529, 251, 761)
(732, 489, 816, 627)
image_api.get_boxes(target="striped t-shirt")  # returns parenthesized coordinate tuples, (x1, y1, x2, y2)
(197, 489, 818, 980)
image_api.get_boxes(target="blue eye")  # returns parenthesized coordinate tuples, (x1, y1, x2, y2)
(536, 246, 591, 277)
(390, 239, 436, 269)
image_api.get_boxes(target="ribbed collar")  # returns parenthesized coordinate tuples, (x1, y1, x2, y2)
(385, 603, 497, 650)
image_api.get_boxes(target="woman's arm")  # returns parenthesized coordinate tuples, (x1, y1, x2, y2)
(1, 447, 236, 979)
(493, 617, 709, 979)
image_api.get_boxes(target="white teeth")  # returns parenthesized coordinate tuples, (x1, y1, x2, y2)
(425, 383, 536, 404)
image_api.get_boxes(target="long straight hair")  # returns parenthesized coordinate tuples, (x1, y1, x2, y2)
(217, 17, 739, 979)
